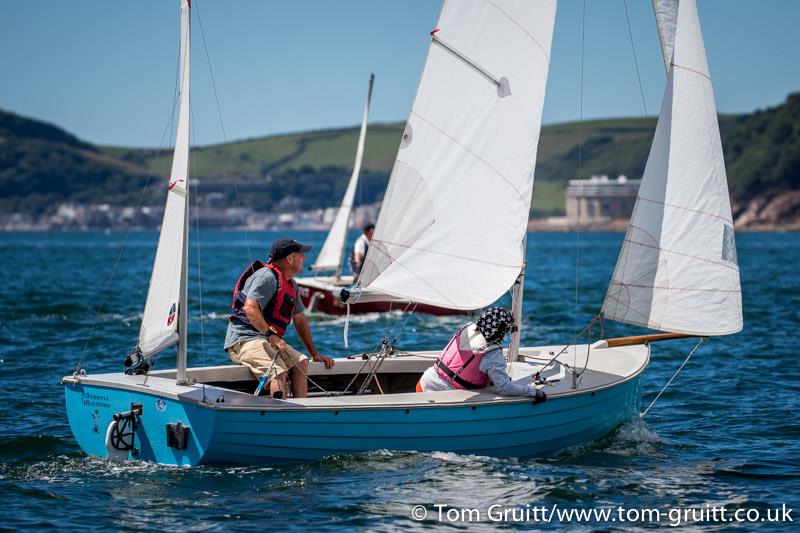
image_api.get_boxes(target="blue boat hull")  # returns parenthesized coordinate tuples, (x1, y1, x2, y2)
(64, 374, 641, 465)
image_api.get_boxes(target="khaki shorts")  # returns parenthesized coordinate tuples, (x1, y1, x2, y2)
(228, 338, 309, 381)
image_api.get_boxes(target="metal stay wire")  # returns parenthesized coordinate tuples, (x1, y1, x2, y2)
(73, 48, 182, 375)
(573, 0, 587, 376)
(271, 347, 333, 396)
(640, 337, 706, 418)
(193, 0, 253, 264)
(148, 3, 219, 378)
(525, 314, 602, 385)
(189, 104, 208, 367)
(622, 0, 650, 117)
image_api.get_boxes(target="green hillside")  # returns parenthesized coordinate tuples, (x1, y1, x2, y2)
(722, 92, 800, 198)
(2, 93, 798, 216)
(104, 117, 666, 215)
(105, 123, 404, 179)
(0, 109, 153, 214)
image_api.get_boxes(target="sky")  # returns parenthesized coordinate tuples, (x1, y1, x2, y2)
(1, 0, 798, 148)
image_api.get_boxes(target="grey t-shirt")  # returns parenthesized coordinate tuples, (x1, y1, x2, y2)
(223, 266, 305, 350)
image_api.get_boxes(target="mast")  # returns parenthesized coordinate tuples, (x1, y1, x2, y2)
(175, 0, 191, 385)
(509, 233, 526, 362)
(177, 192, 189, 384)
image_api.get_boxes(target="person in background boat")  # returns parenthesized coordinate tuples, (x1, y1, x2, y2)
(417, 307, 546, 400)
(348, 223, 374, 276)
(225, 238, 335, 398)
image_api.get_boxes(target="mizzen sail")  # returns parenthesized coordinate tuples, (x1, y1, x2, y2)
(138, 0, 191, 356)
(602, 0, 742, 336)
(311, 74, 375, 276)
(356, 0, 557, 310)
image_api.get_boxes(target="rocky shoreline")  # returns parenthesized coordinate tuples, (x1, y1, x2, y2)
(731, 191, 800, 231)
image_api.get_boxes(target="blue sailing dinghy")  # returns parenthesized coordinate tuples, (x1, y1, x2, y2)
(64, 0, 741, 466)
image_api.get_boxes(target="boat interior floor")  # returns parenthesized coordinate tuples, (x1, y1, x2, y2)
(138, 344, 648, 406)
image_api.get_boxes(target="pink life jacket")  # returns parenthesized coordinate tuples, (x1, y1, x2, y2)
(435, 327, 493, 390)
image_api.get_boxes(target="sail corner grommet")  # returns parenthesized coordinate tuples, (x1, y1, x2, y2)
(400, 124, 413, 148)
(497, 77, 511, 98)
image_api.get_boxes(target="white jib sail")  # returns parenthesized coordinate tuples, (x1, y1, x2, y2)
(602, 0, 742, 336)
(356, 0, 557, 310)
(138, 0, 191, 356)
(312, 74, 375, 276)
(652, 0, 679, 70)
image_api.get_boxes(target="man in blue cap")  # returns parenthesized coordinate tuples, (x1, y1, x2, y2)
(225, 238, 334, 398)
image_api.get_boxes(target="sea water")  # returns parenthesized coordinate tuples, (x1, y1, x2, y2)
(0, 230, 798, 530)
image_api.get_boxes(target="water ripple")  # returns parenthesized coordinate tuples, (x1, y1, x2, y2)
(1, 230, 798, 529)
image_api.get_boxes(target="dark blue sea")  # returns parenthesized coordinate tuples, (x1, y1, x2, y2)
(1, 230, 798, 530)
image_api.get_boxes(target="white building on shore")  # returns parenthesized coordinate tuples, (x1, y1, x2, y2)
(565, 175, 641, 221)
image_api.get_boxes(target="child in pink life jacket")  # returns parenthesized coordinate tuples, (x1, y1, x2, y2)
(417, 307, 546, 401)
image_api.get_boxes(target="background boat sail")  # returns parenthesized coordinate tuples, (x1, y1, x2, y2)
(295, 75, 468, 316)
(307, 74, 375, 279)
(63, 0, 741, 466)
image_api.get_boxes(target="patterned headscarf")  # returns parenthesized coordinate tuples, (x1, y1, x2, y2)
(475, 307, 516, 343)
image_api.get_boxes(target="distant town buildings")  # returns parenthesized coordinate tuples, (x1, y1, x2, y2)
(565, 175, 641, 221)
(2, 175, 642, 231)
(0, 201, 381, 231)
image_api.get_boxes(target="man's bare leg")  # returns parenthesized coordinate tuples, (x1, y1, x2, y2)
(269, 372, 288, 398)
(290, 360, 309, 398)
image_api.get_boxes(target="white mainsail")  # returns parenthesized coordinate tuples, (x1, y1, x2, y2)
(602, 0, 742, 336)
(138, 0, 191, 356)
(355, 0, 557, 310)
(311, 74, 375, 276)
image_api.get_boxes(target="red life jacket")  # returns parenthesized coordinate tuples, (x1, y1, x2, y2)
(230, 261, 297, 336)
(435, 327, 493, 390)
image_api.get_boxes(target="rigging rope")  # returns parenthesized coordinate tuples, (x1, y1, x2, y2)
(356, 338, 396, 395)
(573, 0, 587, 376)
(190, 104, 208, 366)
(573, 317, 594, 388)
(622, 0, 650, 117)
(193, 0, 253, 263)
(532, 314, 601, 385)
(254, 346, 333, 397)
(194, 0, 226, 142)
(73, 58, 182, 374)
(339, 300, 420, 397)
(343, 303, 351, 348)
(640, 337, 706, 418)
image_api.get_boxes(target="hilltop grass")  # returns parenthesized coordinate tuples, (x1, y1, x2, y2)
(101, 117, 660, 182)
(530, 180, 567, 215)
(103, 123, 405, 180)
